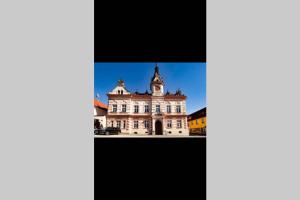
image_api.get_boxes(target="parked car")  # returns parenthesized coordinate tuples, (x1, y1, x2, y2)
(94, 128, 106, 135)
(94, 127, 121, 135)
(105, 127, 121, 135)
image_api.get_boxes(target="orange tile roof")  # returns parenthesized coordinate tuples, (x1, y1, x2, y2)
(94, 99, 108, 109)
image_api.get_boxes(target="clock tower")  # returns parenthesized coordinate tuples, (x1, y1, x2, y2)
(150, 64, 164, 96)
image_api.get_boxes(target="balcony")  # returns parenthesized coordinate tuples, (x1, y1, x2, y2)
(154, 111, 163, 116)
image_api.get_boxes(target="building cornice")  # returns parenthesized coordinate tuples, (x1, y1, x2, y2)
(164, 95, 187, 100)
(164, 114, 188, 118)
(107, 93, 187, 100)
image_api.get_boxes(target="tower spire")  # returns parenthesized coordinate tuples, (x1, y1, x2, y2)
(150, 63, 164, 95)
(155, 63, 159, 74)
(151, 63, 163, 84)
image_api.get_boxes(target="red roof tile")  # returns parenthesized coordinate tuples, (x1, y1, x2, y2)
(94, 99, 108, 109)
(164, 95, 186, 100)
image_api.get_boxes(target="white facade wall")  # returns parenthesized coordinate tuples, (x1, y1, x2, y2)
(108, 99, 131, 114)
(94, 106, 107, 128)
(163, 117, 189, 135)
(107, 97, 189, 135)
(94, 116, 106, 128)
(128, 118, 152, 135)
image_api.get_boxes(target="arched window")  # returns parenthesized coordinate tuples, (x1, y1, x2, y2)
(118, 90, 120, 94)
(121, 90, 123, 95)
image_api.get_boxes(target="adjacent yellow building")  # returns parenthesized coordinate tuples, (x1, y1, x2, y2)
(188, 107, 206, 135)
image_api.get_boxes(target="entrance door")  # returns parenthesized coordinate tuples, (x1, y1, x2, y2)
(155, 120, 163, 135)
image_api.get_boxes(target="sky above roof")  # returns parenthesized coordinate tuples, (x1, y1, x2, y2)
(94, 62, 206, 115)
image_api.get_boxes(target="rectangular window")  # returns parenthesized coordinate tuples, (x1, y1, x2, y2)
(202, 118, 205, 123)
(123, 120, 126, 129)
(111, 121, 114, 127)
(144, 120, 149, 128)
(167, 105, 171, 113)
(176, 105, 181, 113)
(156, 105, 160, 113)
(122, 104, 126, 112)
(144, 105, 149, 113)
(167, 120, 172, 128)
(117, 121, 121, 128)
(112, 104, 117, 112)
(134, 121, 139, 129)
(134, 105, 139, 113)
(196, 119, 198, 124)
(177, 120, 182, 128)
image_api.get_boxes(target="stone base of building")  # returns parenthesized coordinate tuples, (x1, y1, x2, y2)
(118, 129, 189, 136)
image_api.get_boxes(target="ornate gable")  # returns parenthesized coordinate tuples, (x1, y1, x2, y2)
(109, 79, 130, 95)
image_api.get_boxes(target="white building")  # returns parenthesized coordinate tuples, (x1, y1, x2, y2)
(94, 99, 108, 128)
(106, 64, 189, 136)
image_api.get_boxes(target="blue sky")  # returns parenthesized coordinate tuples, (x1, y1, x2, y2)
(94, 62, 206, 115)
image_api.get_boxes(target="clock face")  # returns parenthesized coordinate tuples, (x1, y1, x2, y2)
(155, 86, 160, 91)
